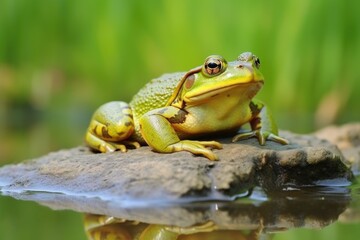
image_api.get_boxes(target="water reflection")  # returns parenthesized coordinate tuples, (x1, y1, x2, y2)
(1, 185, 353, 239)
(84, 214, 261, 240)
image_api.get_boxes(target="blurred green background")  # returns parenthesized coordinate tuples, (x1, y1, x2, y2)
(0, 0, 359, 239)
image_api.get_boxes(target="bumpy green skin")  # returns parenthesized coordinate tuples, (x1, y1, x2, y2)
(129, 73, 185, 141)
(85, 52, 288, 160)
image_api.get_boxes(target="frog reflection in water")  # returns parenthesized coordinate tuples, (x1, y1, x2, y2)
(85, 52, 288, 160)
(84, 214, 262, 240)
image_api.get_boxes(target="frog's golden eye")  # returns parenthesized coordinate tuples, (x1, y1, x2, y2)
(203, 55, 227, 77)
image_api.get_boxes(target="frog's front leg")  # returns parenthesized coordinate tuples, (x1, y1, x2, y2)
(139, 106, 222, 161)
(85, 101, 140, 153)
(232, 100, 289, 145)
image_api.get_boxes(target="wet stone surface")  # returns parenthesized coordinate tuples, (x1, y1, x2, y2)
(0, 125, 356, 202)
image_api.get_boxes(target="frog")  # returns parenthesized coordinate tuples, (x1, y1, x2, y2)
(85, 52, 288, 160)
(84, 214, 216, 240)
(84, 214, 263, 240)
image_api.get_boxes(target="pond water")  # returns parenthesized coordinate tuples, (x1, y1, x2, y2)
(0, 176, 360, 240)
(0, 112, 359, 240)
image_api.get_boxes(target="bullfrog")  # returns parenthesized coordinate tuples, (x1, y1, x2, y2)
(84, 214, 262, 240)
(85, 52, 288, 160)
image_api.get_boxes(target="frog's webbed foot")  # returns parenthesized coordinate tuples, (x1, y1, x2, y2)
(165, 221, 216, 235)
(171, 140, 222, 161)
(232, 130, 289, 145)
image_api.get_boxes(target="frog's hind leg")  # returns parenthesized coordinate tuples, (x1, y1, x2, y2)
(85, 101, 140, 153)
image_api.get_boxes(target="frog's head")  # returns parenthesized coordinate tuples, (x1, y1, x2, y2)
(171, 52, 264, 106)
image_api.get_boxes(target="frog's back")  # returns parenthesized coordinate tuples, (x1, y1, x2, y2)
(129, 72, 184, 118)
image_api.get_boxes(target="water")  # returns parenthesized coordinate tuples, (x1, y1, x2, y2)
(1, 179, 360, 240)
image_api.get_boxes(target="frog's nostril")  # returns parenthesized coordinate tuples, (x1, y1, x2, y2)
(238, 64, 244, 69)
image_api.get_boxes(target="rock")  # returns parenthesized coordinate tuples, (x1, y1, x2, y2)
(315, 123, 360, 173)
(0, 130, 353, 202)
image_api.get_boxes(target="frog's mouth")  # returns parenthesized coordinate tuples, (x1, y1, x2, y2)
(184, 80, 264, 103)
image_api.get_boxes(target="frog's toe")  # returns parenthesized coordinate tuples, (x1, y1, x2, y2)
(99, 143, 117, 153)
(268, 133, 289, 145)
(104, 140, 141, 153)
(112, 141, 139, 151)
(100, 142, 127, 153)
(233, 130, 289, 146)
(194, 140, 223, 150)
(112, 143, 128, 152)
(194, 148, 219, 161)
(232, 131, 256, 142)
(189, 147, 219, 161)
(172, 140, 220, 161)
(122, 140, 141, 149)
(256, 131, 266, 145)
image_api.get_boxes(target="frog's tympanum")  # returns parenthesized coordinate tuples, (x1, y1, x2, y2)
(85, 52, 288, 160)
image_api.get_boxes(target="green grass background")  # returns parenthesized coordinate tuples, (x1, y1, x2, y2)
(0, 0, 359, 239)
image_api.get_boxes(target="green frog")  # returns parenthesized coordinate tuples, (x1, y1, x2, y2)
(84, 214, 262, 240)
(85, 52, 288, 160)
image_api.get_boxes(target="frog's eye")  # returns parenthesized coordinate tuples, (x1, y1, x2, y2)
(254, 57, 260, 69)
(203, 55, 227, 77)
